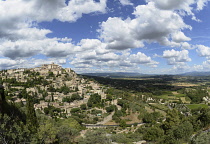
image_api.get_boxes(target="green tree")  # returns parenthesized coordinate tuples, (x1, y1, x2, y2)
(62, 96, 71, 103)
(191, 132, 210, 144)
(119, 119, 127, 128)
(71, 108, 81, 114)
(198, 108, 210, 127)
(36, 117, 82, 143)
(80, 104, 87, 110)
(111, 133, 132, 144)
(36, 119, 58, 143)
(142, 112, 162, 124)
(161, 130, 178, 144)
(143, 126, 164, 142)
(78, 129, 111, 144)
(173, 121, 194, 141)
(0, 114, 31, 143)
(87, 93, 101, 108)
(162, 109, 181, 132)
(106, 94, 113, 101)
(71, 93, 82, 101)
(51, 92, 54, 102)
(58, 118, 82, 143)
(26, 95, 38, 133)
(0, 85, 5, 113)
(106, 105, 116, 113)
(59, 85, 71, 94)
(48, 85, 56, 92)
(186, 88, 208, 103)
(48, 71, 54, 77)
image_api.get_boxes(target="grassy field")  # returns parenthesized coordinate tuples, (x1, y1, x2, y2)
(180, 97, 191, 104)
(148, 103, 169, 111)
(155, 109, 167, 116)
(154, 91, 191, 104)
(186, 104, 208, 110)
(145, 106, 154, 113)
(155, 94, 171, 100)
(145, 105, 167, 116)
(207, 88, 210, 92)
(174, 93, 186, 97)
(155, 91, 186, 99)
(172, 83, 199, 87)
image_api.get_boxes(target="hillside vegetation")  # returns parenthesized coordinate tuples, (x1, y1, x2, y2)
(1, 64, 210, 143)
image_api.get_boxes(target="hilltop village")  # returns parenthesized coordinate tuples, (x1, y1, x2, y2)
(0, 63, 107, 118)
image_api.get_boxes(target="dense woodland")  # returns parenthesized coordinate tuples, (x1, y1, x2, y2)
(1, 69, 210, 143)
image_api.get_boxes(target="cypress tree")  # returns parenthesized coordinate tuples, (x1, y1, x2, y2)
(0, 85, 5, 114)
(51, 92, 54, 102)
(26, 94, 38, 133)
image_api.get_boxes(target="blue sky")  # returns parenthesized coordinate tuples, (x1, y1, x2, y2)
(0, 0, 210, 74)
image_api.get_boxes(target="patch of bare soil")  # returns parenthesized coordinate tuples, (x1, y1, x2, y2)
(145, 106, 154, 113)
(121, 113, 142, 124)
(172, 83, 198, 87)
(172, 91, 179, 95)
(104, 120, 117, 125)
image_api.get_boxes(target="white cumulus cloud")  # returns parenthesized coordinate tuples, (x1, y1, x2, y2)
(163, 49, 191, 65)
(196, 45, 210, 57)
(119, 0, 133, 6)
(99, 2, 191, 50)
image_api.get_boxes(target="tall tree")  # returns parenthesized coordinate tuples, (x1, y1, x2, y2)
(0, 113, 31, 144)
(162, 109, 181, 132)
(0, 85, 5, 113)
(26, 94, 38, 133)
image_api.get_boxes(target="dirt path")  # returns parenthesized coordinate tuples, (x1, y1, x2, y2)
(112, 99, 121, 110)
(97, 111, 115, 125)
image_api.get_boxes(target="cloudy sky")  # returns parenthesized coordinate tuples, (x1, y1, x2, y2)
(0, 0, 210, 74)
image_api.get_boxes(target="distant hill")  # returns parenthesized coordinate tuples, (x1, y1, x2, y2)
(178, 71, 210, 76)
(82, 71, 210, 78)
(81, 72, 150, 78)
